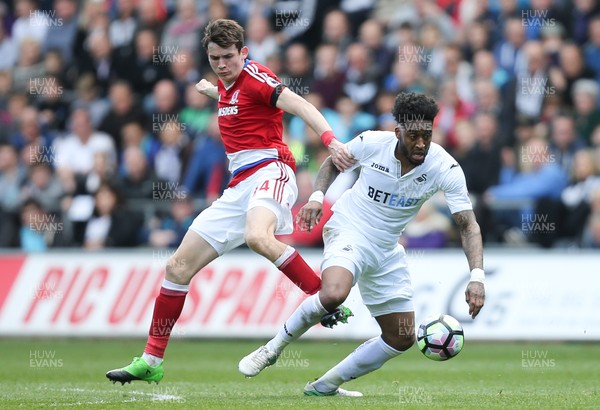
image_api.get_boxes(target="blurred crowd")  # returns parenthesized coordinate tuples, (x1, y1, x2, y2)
(1, 0, 600, 251)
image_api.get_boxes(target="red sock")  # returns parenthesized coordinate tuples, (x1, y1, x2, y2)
(279, 250, 321, 295)
(144, 287, 187, 358)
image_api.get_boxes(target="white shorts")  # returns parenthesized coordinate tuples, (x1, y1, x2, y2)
(321, 215, 414, 317)
(189, 162, 297, 255)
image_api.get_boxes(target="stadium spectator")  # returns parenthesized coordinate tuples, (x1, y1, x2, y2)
(388, 0, 456, 40)
(10, 106, 54, 156)
(119, 120, 159, 170)
(53, 108, 116, 243)
(179, 82, 213, 139)
(572, 79, 600, 145)
(79, 30, 119, 97)
(569, 0, 600, 45)
(0, 143, 27, 215)
(43, 0, 79, 64)
(147, 196, 195, 248)
(584, 16, 600, 84)
(245, 13, 278, 65)
(135, 0, 167, 37)
(116, 29, 171, 98)
(109, 0, 137, 48)
(434, 79, 476, 151)
(18, 197, 64, 251)
(322, 9, 353, 59)
(358, 18, 394, 84)
(485, 137, 569, 241)
(472, 49, 510, 90)
(343, 42, 379, 112)
(280, 43, 313, 97)
(400, 200, 452, 248)
(581, 188, 600, 248)
(548, 114, 586, 173)
(84, 181, 143, 249)
(21, 161, 64, 213)
(550, 42, 596, 107)
(153, 120, 186, 184)
(334, 96, 377, 143)
(70, 73, 111, 128)
(12, 38, 45, 92)
(98, 81, 146, 153)
(12, 0, 48, 48)
(147, 79, 182, 130)
(168, 50, 200, 99)
(118, 145, 160, 200)
(160, 0, 204, 54)
(181, 114, 226, 203)
(0, 19, 17, 71)
(461, 20, 492, 63)
(493, 17, 527, 75)
(312, 44, 346, 109)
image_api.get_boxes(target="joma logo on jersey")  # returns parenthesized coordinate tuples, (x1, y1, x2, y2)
(218, 106, 238, 116)
(370, 162, 390, 173)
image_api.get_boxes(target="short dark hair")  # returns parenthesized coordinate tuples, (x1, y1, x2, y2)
(392, 92, 439, 125)
(202, 19, 244, 51)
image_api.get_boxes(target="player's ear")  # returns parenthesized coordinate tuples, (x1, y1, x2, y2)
(394, 125, 402, 139)
(240, 46, 249, 59)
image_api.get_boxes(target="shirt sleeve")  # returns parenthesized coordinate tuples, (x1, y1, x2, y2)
(343, 133, 367, 173)
(439, 164, 473, 214)
(244, 62, 285, 106)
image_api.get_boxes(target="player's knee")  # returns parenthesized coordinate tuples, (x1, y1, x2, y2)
(244, 230, 270, 255)
(319, 283, 350, 311)
(382, 331, 415, 352)
(165, 256, 193, 284)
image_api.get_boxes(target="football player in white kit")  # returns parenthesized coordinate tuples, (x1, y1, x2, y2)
(238, 92, 486, 397)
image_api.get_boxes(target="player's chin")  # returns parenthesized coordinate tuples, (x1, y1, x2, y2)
(410, 153, 426, 165)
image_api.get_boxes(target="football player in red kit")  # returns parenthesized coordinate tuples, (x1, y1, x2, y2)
(106, 19, 355, 384)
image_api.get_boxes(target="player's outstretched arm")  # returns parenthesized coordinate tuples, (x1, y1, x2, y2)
(452, 210, 485, 319)
(195, 79, 219, 100)
(275, 88, 355, 171)
(296, 156, 339, 232)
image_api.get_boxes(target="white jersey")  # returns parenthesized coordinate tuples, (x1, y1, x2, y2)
(328, 131, 472, 249)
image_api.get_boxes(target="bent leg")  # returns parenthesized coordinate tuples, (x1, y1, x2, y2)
(266, 266, 353, 354)
(245, 205, 321, 294)
(311, 311, 414, 393)
(239, 266, 353, 377)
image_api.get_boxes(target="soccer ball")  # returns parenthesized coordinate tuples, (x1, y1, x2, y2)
(416, 314, 464, 361)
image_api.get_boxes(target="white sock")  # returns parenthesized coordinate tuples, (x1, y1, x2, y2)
(312, 336, 402, 392)
(273, 245, 296, 268)
(141, 352, 163, 367)
(266, 293, 327, 354)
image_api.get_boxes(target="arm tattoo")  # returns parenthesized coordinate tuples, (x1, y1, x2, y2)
(452, 210, 484, 271)
(314, 156, 340, 193)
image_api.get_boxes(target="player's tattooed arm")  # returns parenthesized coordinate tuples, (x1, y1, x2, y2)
(452, 210, 483, 270)
(296, 156, 339, 232)
(195, 79, 219, 100)
(453, 209, 485, 318)
(313, 156, 340, 193)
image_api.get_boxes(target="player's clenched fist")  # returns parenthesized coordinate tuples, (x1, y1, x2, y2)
(195, 79, 218, 99)
(296, 201, 323, 232)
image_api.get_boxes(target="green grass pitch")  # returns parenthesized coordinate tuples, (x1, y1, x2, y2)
(0, 338, 598, 409)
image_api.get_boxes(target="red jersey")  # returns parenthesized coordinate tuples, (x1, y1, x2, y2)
(217, 59, 296, 186)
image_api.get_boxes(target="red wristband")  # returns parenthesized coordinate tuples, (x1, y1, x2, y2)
(320, 130, 336, 147)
